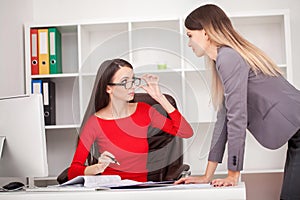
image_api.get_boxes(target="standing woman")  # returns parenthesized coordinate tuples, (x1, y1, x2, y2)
(175, 4, 300, 199)
(68, 58, 193, 182)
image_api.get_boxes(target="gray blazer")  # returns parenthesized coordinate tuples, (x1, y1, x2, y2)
(208, 46, 300, 171)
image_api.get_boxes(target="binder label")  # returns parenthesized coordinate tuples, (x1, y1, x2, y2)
(43, 82, 49, 106)
(32, 34, 37, 57)
(33, 83, 41, 94)
(50, 32, 56, 55)
(39, 32, 48, 54)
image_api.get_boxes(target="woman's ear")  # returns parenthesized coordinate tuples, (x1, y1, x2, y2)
(202, 29, 209, 40)
(106, 85, 112, 94)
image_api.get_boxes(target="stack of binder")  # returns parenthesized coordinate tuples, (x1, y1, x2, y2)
(30, 27, 62, 75)
(31, 79, 56, 125)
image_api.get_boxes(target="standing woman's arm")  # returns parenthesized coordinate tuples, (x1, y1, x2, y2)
(211, 47, 250, 186)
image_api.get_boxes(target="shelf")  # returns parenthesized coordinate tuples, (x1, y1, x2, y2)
(31, 73, 79, 79)
(134, 67, 183, 74)
(45, 124, 80, 130)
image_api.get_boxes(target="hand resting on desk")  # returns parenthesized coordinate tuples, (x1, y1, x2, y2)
(175, 174, 239, 187)
(174, 175, 211, 185)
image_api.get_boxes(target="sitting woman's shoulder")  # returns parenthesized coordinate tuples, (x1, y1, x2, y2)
(135, 101, 152, 110)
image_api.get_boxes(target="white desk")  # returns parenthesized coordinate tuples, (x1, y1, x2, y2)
(0, 182, 246, 200)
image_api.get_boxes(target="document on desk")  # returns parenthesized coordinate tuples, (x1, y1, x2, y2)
(27, 175, 212, 192)
(61, 175, 141, 188)
(26, 175, 211, 192)
(61, 175, 176, 189)
(25, 184, 99, 192)
(25, 175, 141, 192)
(61, 175, 214, 190)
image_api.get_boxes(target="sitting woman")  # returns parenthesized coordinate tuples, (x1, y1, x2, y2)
(68, 58, 193, 182)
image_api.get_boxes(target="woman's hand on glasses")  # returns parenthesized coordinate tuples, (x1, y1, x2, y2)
(140, 74, 163, 101)
(140, 74, 175, 113)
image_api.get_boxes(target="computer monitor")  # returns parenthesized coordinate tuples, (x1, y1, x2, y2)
(0, 94, 48, 180)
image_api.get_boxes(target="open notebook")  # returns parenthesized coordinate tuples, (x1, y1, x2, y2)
(61, 175, 174, 188)
(62, 175, 141, 188)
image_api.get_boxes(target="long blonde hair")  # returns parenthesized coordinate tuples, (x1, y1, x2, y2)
(185, 4, 282, 110)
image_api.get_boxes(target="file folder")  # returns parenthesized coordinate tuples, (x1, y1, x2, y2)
(31, 79, 56, 125)
(42, 79, 56, 125)
(31, 79, 43, 94)
(30, 29, 39, 75)
(38, 29, 50, 74)
(49, 27, 62, 74)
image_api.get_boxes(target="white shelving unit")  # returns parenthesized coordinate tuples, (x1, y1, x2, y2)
(24, 9, 292, 183)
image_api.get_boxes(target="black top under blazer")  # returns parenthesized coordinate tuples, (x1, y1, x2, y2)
(208, 46, 300, 171)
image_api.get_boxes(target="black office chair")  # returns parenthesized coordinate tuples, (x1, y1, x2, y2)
(57, 93, 190, 184)
(132, 93, 190, 181)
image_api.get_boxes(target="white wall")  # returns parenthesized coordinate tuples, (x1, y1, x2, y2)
(0, 0, 34, 98)
(0, 0, 34, 185)
(32, 0, 200, 23)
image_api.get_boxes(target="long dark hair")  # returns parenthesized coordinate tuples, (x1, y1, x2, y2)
(81, 58, 133, 131)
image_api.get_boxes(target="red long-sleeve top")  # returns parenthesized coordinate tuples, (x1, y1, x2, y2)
(68, 102, 193, 182)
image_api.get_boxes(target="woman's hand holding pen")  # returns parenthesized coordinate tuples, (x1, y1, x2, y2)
(84, 151, 119, 175)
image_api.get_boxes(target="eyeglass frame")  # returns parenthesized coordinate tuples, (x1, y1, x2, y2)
(108, 77, 141, 89)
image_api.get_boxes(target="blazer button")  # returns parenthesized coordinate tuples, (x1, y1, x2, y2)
(233, 156, 237, 165)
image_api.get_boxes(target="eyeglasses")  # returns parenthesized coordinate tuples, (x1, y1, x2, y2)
(108, 77, 141, 89)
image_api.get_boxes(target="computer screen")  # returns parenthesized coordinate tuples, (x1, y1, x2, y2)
(0, 94, 48, 178)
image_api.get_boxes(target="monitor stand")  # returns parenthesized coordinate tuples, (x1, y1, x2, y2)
(26, 177, 35, 188)
(0, 136, 5, 159)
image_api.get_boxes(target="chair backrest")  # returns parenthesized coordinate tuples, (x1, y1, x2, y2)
(131, 93, 188, 181)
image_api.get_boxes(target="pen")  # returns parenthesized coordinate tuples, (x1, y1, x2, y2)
(106, 155, 120, 165)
